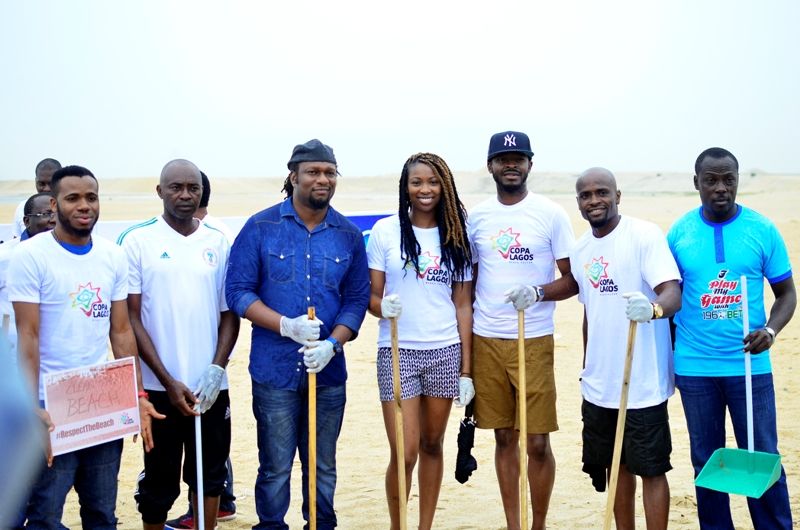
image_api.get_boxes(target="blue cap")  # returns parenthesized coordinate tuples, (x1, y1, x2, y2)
(287, 139, 337, 169)
(487, 131, 534, 161)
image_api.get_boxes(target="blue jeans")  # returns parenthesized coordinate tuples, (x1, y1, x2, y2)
(251, 379, 346, 530)
(25, 439, 123, 530)
(676, 374, 793, 529)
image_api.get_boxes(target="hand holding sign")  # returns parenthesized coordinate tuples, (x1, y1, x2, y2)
(137, 396, 165, 452)
(36, 408, 55, 467)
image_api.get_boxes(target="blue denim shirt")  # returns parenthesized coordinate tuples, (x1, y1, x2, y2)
(226, 199, 369, 389)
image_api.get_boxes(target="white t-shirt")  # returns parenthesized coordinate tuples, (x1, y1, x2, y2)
(9, 199, 25, 240)
(367, 215, 471, 349)
(570, 215, 680, 409)
(7, 233, 129, 400)
(0, 238, 21, 354)
(201, 214, 235, 244)
(468, 193, 574, 338)
(118, 216, 230, 391)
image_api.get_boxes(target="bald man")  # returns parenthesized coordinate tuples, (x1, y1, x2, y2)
(571, 168, 681, 530)
(117, 160, 239, 530)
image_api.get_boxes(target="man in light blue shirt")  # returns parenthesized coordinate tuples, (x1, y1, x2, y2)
(668, 147, 796, 529)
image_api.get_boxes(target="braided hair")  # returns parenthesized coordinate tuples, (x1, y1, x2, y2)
(398, 153, 471, 282)
(281, 163, 298, 197)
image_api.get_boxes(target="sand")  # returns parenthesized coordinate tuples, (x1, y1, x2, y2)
(2, 169, 798, 529)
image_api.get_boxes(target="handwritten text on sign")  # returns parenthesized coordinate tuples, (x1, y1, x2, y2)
(44, 357, 140, 456)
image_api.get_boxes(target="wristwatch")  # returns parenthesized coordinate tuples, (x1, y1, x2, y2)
(764, 326, 777, 343)
(651, 303, 664, 319)
(532, 285, 544, 302)
(326, 337, 344, 355)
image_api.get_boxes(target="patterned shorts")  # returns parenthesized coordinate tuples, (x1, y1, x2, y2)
(376, 343, 461, 401)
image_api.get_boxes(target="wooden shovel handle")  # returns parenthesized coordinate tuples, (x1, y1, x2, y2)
(391, 317, 408, 530)
(604, 320, 637, 530)
(308, 306, 317, 530)
(518, 310, 528, 530)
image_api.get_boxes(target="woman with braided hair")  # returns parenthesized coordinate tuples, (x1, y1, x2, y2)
(366, 152, 474, 530)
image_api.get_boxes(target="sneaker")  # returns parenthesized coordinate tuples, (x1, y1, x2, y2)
(164, 523, 217, 530)
(165, 510, 234, 529)
(165, 512, 193, 529)
(217, 509, 236, 521)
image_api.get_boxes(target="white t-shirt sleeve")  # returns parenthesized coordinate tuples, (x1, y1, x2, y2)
(11, 200, 25, 239)
(569, 239, 585, 305)
(458, 262, 474, 283)
(121, 235, 143, 295)
(366, 217, 390, 273)
(6, 245, 41, 303)
(551, 206, 575, 260)
(640, 223, 681, 290)
(0, 243, 14, 292)
(112, 245, 129, 302)
(219, 237, 231, 312)
(466, 215, 479, 265)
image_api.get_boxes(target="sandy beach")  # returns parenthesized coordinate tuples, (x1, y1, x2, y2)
(2, 169, 797, 529)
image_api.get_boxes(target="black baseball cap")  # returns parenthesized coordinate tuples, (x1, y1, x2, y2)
(287, 139, 337, 169)
(487, 131, 534, 161)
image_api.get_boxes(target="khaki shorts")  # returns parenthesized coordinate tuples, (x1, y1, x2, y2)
(472, 334, 558, 434)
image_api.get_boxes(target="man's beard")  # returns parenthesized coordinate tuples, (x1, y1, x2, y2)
(587, 217, 610, 229)
(492, 170, 529, 194)
(57, 206, 96, 238)
(307, 195, 331, 210)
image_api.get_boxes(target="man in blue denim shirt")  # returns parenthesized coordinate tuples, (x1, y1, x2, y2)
(226, 139, 369, 530)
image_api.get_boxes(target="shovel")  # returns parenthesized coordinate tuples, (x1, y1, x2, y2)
(694, 276, 782, 498)
(308, 306, 317, 530)
(603, 320, 637, 530)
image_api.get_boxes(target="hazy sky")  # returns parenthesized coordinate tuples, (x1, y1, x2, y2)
(1, 1, 798, 181)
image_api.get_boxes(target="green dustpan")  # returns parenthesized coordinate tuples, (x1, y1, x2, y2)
(695, 447, 781, 498)
(694, 276, 782, 499)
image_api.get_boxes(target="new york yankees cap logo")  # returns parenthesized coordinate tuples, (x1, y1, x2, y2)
(487, 131, 534, 161)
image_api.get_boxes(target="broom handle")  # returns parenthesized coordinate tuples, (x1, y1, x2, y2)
(195, 414, 205, 530)
(604, 320, 638, 530)
(308, 306, 317, 530)
(741, 276, 753, 454)
(517, 310, 528, 530)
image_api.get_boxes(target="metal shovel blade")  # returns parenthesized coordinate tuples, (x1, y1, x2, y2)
(695, 447, 782, 498)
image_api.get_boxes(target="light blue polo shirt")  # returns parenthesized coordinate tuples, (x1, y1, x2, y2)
(667, 205, 792, 376)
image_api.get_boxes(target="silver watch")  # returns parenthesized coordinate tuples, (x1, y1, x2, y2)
(533, 285, 544, 302)
(764, 326, 777, 342)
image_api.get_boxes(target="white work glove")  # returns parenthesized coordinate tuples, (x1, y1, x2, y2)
(504, 284, 541, 311)
(623, 292, 653, 322)
(381, 294, 402, 319)
(455, 376, 475, 407)
(194, 364, 225, 414)
(303, 339, 336, 374)
(280, 314, 323, 345)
